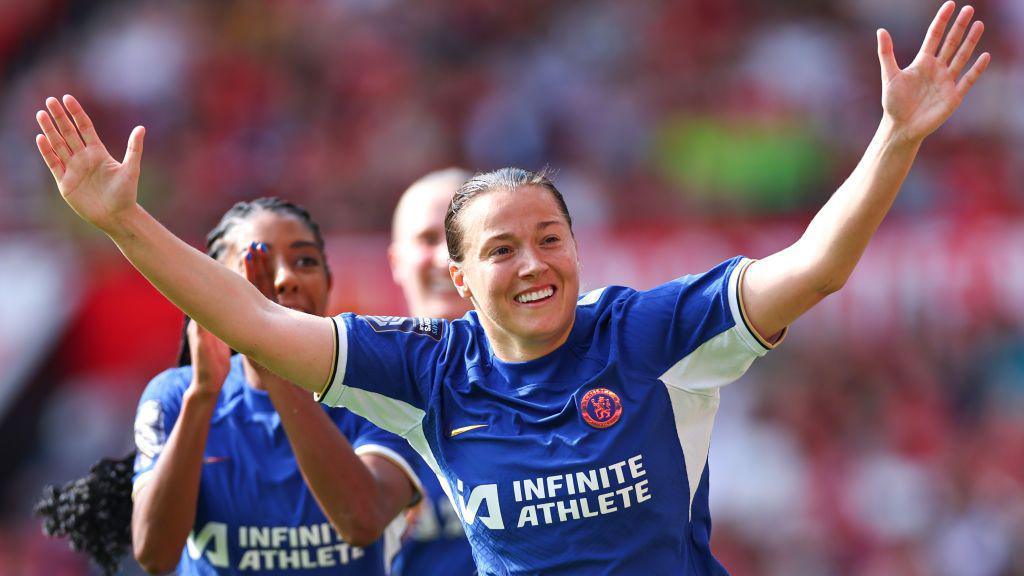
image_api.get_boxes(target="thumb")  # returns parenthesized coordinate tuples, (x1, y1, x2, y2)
(123, 126, 145, 170)
(877, 29, 899, 82)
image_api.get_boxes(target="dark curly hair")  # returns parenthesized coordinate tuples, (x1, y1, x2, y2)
(35, 453, 135, 575)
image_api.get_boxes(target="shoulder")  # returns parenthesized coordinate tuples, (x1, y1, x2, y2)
(138, 365, 192, 405)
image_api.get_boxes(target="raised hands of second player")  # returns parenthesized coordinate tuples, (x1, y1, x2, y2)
(35, 95, 145, 235)
(186, 319, 232, 398)
(877, 2, 990, 143)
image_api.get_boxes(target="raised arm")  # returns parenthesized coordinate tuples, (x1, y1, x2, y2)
(244, 248, 417, 547)
(131, 323, 230, 574)
(741, 1, 990, 338)
(34, 95, 332, 393)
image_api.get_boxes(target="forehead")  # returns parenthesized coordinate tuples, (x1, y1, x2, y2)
(396, 182, 454, 236)
(223, 210, 316, 248)
(460, 185, 567, 237)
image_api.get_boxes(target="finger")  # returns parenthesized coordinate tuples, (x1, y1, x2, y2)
(36, 111, 72, 163)
(252, 243, 277, 300)
(35, 134, 65, 180)
(62, 95, 102, 147)
(920, 1, 956, 57)
(243, 242, 257, 282)
(937, 5, 974, 64)
(123, 126, 146, 170)
(949, 20, 984, 77)
(877, 28, 900, 82)
(956, 52, 990, 98)
(45, 97, 85, 153)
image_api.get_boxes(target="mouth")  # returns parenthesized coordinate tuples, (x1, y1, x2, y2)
(278, 300, 311, 314)
(514, 285, 556, 305)
(428, 274, 457, 294)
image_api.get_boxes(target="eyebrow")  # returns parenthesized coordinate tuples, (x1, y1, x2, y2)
(246, 240, 320, 251)
(479, 220, 565, 244)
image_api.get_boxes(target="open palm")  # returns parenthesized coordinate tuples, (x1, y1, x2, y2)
(35, 95, 145, 234)
(878, 2, 990, 142)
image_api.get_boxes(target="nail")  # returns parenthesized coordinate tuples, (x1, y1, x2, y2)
(258, 242, 267, 253)
(245, 251, 252, 261)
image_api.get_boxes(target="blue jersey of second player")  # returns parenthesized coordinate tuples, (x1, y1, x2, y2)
(391, 471, 476, 576)
(317, 256, 781, 575)
(133, 355, 422, 575)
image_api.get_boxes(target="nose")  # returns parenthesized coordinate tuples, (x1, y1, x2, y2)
(432, 239, 449, 271)
(518, 246, 548, 278)
(274, 258, 299, 295)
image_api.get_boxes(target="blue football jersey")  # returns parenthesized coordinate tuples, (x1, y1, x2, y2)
(316, 257, 781, 575)
(133, 355, 422, 575)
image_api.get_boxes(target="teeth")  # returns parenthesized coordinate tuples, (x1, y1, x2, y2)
(516, 287, 554, 303)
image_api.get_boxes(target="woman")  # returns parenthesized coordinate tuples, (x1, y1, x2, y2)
(38, 198, 423, 575)
(34, 4, 988, 574)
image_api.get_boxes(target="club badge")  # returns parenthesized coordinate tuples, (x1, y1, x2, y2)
(580, 388, 623, 429)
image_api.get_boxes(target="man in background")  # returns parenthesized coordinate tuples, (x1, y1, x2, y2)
(388, 168, 477, 575)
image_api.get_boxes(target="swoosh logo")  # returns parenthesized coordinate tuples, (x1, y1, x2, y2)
(450, 424, 488, 438)
(203, 456, 230, 464)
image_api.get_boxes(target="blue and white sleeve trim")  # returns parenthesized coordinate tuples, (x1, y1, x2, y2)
(315, 316, 348, 407)
(728, 257, 787, 354)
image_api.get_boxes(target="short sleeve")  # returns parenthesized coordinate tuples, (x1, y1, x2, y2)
(345, 413, 426, 507)
(617, 256, 785, 391)
(131, 367, 190, 498)
(316, 314, 448, 438)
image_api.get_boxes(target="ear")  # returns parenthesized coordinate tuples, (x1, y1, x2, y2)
(449, 261, 473, 299)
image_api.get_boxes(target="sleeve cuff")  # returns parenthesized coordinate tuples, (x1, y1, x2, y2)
(728, 258, 787, 355)
(315, 316, 348, 406)
(131, 470, 154, 502)
(354, 444, 424, 508)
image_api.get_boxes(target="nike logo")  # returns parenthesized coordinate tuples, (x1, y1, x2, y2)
(203, 456, 230, 464)
(450, 424, 488, 438)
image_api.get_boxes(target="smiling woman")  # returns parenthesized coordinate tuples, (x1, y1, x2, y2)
(445, 169, 581, 362)
(34, 3, 990, 574)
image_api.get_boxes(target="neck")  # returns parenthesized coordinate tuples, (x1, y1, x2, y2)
(484, 317, 575, 363)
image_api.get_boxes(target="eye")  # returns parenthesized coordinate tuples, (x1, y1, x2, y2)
(488, 246, 513, 258)
(542, 235, 560, 245)
(296, 256, 322, 268)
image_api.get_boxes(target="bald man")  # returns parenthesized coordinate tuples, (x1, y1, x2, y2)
(388, 168, 477, 576)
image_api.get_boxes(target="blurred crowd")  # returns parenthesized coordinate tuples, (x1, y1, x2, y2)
(2, 0, 1023, 574)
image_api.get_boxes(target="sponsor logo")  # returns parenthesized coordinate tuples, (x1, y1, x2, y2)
(187, 522, 229, 567)
(362, 316, 442, 340)
(203, 455, 230, 464)
(186, 521, 366, 570)
(454, 480, 505, 530)
(580, 388, 622, 429)
(451, 454, 653, 532)
(450, 424, 488, 438)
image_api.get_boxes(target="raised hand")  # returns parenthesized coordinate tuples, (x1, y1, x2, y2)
(186, 320, 232, 397)
(35, 95, 145, 235)
(243, 242, 277, 302)
(877, 2, 990, 143)
(242, 242, 293, 386)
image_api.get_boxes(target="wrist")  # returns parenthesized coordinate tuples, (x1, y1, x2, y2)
(184, 384, 220, 407)
(104, 203, 148, 242)
(878, 115, 925, 150)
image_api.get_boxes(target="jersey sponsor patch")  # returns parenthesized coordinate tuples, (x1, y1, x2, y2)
(580, 388, 623, 429)
(134, 399, 166, 463)
(361, 316, 442, 340)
